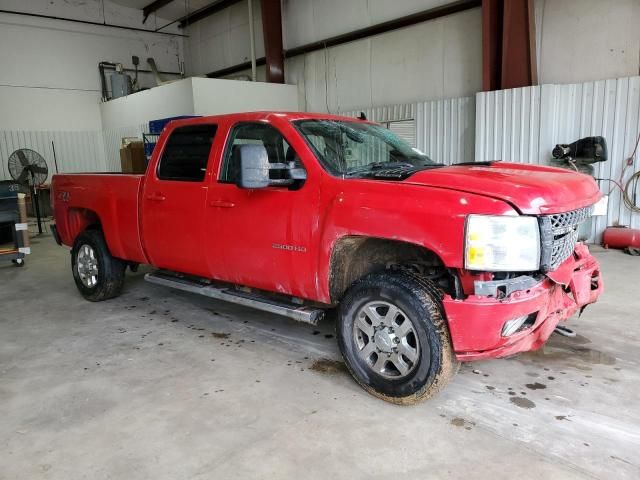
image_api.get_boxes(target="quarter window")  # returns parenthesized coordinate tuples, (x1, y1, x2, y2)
(158, 125, 217, 181)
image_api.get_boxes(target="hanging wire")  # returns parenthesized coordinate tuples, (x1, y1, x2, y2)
(622, 129, 640, 213)
(597, 129, 640, 213)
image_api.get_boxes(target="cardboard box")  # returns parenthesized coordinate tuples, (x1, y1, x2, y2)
(120, 139, 146, 173)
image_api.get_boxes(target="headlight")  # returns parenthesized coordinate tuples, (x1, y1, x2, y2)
(465, 215, 540, 271)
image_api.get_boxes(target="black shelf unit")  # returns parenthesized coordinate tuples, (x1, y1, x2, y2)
(0, 181, 27, 265)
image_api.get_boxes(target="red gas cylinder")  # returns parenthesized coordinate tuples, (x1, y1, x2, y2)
(602, 226, 640, 249)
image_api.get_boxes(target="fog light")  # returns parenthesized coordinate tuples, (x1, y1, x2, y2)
(501, 315, 529, 337)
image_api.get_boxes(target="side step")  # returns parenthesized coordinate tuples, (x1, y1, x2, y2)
(144, 271, 325, 325)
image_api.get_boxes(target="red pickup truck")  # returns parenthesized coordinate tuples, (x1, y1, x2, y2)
(51, 112, 603, 404)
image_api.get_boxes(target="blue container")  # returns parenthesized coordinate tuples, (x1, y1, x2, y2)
(148, 115, 199, 134)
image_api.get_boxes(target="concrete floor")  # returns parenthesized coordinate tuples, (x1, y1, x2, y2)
(1, 235, 639, 480)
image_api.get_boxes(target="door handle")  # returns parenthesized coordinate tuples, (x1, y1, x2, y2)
(146, 193, 166, 201)
(209, 200, 235, 208)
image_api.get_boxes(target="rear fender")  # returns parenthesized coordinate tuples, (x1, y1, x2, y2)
(65, 208, 101, 246)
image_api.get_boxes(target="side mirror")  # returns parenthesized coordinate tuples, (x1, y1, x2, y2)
(288, 163, 307, 181)
(239, 144, 270, 189)
(238, 144, 308, 189)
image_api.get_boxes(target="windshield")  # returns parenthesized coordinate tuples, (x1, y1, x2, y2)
(293, 119, 441, 178)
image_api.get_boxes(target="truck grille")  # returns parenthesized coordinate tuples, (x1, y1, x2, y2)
(539, 205, 593, 272)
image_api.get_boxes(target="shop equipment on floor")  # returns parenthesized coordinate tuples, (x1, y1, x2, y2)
(0, 181, 30, 266)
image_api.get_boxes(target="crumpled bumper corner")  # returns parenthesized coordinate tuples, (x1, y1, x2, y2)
(444, 243, 603, 361)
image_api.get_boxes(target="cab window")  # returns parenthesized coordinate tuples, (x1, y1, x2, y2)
(220, 122, 303, 183)
(157, 124, 217, 181)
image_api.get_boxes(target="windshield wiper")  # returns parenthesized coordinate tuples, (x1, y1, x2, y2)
(346, 161, 443, 177)
(451, 160, 501, 166)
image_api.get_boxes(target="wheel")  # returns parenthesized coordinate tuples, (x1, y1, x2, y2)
(337, 270, 459, 405)
(12, 258, 25, 267)
(71, 229, 125, 301)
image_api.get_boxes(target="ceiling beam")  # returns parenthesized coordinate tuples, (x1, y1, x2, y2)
(177, 0, 243, 29)
(0, 8, 187, 37)
(142, 0, 174, 24)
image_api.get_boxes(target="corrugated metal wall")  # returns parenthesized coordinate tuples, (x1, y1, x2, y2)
(341, 96, 476, 164)
(0, 123, 149, 183)
(475, 86, 541, 164)
(0, 130, 106, 182)
(415, 96, 475, 164)
(341, 104, 416, 125)
(476, 76, 640, 240)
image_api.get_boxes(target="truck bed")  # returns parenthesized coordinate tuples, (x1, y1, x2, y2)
(51, 173, 147, 264)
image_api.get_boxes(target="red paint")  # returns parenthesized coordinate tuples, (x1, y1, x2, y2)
(51, 112, 603, 360)
(602, 226, 640, 249)
(52, 174, 146, 263)
(405, 163, 601, 214)
(449, 243, 602, 360)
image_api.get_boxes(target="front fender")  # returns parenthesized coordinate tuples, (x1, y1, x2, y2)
(315, 180, 517, 303)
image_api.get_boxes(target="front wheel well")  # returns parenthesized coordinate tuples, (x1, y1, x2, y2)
(329, 236, 453, 302)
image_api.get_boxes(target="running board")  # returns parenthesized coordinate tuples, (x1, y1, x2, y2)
(144, 271, 324, 325)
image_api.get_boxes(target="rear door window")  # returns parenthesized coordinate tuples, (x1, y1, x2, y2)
(158, 125, 217, 181)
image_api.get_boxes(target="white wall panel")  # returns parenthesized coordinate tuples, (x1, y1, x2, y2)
(340, 104, 416, 124)
(0, 130, 106, 182)
(0, 3, 184, 133)
(101, 124, 147, 172)
(476, 76, 640, 241)
(416, 96, 475, 164)
(341, 96, 475, 164)
(282, 0, 463, 50)
(475, 86, 541, 164)
(187, 7, 482, 113)
(535, 0, 640, 85)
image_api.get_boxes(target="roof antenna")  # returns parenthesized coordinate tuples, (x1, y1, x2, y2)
(357, 112, 367, 120)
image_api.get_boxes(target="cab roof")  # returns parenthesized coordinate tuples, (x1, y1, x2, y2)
(167, 111, 373, 128)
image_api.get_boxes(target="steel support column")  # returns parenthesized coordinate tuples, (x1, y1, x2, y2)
(482, 0, 536, 91)
(482, 0, 503, 91)
(260, 0, 284, 83)
(501, 0, 536, 89)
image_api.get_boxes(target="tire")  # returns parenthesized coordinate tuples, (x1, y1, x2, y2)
(337, 270, 459, 405)
(71, 229, 125, 301)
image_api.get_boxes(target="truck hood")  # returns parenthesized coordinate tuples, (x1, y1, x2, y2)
(404, 162, 601, 214)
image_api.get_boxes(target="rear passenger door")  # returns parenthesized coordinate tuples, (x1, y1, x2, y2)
(141, 124, 218, 277)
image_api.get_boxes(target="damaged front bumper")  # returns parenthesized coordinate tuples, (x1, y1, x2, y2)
(443, 243, 603, 361)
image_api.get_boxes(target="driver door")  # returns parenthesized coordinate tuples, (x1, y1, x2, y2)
(205, 121, 320, 299)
